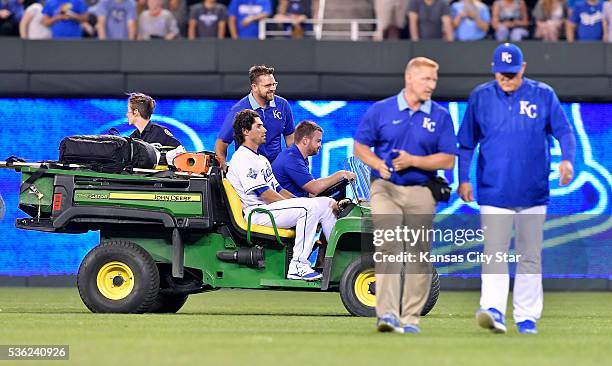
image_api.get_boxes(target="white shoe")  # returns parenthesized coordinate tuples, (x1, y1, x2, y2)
(287, 263, 322, 281)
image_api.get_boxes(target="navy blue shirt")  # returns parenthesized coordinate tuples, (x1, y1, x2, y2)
(458, 78, 576, 208)
(130, 122, 182, 148)
(354, 91, 458, 186)
(272, 144, 313, 197)
(219, 93, 295, 163)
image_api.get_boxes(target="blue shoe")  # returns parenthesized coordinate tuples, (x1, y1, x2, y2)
(376, 313, 401, 333)
(476, 308, 507, 334)
(517, 320, 538, 334)
(402, 324, 421, 334)
(301, 271, 322, 281)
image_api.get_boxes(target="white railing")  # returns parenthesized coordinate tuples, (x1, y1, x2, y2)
(258, 18, 378, 41)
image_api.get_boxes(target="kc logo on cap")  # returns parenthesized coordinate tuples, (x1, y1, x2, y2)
(501, 52, 513, 64)
(492, 43, 523, 74)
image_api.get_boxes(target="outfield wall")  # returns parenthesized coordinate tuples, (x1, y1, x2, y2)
(1, 39, 611, 289)
(0, 39, 611, 101)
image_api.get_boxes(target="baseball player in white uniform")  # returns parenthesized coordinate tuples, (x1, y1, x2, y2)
(227, 109, 338, 281)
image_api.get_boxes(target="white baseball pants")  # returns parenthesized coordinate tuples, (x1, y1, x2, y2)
(248, 197, 337, 266)
(480, 205, 547, 323)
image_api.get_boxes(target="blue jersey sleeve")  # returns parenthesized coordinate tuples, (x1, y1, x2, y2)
(547, 91, 576, 163)
(253, 186, 270, 196)
(354, 105, 379, 147)
(437, 112, 458, 155)
(218, 105, 240, 143)
(457, 91, 481, 183)
(283, 101, 295, 136)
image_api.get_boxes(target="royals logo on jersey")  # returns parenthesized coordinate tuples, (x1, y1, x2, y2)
(519, 101, 537, 118)
(263, 166, 274, 180)
(422, 117, 437, 132)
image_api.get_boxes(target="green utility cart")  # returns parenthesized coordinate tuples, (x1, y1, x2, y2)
(6, 157, 439, 315)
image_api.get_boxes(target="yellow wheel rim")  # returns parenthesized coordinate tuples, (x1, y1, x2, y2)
(354, 269, 376, 307)
(96, 261, 135, 300)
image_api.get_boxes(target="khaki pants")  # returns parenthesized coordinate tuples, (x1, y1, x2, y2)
(371, 179, 436, 325)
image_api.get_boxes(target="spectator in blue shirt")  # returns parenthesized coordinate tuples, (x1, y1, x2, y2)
(566, 0, 605, 41)
(451, 0, 491, 40)
(0, 0, 24, 35)
(95, 0, 136, 39)
(272, 120, 355, 198)
(227, 0, 271, 39)
(42, 0, 88, 38)
(215, 65, 295, 171)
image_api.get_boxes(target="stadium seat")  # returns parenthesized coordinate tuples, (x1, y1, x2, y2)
(222, 178, 296, 240)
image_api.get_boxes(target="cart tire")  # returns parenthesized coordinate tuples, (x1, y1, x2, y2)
(149, 293, 189, 313)
(421, 269, 440, 316)
(77, 240, 160, 313)
(339, 256, 440, 317)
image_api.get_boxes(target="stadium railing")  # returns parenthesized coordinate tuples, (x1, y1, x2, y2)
(258, 18, 378, 41)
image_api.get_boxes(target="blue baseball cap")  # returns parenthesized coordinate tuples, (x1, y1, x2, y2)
(492, 43, 524, 74)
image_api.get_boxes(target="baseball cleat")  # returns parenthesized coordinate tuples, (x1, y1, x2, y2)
(517, 320, 538, 334)
(476, 308, 507, 334)
(287, 263, 322, 281)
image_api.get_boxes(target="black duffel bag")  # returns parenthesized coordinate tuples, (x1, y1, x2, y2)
(59, 135, 158, 173)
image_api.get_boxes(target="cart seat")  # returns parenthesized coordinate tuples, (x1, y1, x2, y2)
(222, 179, 296, 239)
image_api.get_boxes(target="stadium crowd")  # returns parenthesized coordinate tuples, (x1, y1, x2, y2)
(0, 0, 609, 41)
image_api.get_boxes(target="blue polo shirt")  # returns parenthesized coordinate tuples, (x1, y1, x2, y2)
(354, 90, 458, 186)
(570, 1, 603, 40)
(272, 144, 313, 197)
(228, 0, 272, 38)
(458, 78, 576, 208)
(219, 93, 295, 163)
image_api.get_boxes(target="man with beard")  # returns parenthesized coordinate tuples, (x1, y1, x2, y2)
(272, 120, 355, 198)
(215, 65, 295, 171)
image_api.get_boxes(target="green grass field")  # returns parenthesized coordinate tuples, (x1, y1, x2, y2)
(0, 288, 610, 366)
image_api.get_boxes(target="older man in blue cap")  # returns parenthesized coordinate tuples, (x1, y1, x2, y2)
(457, 43, 576, 335)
